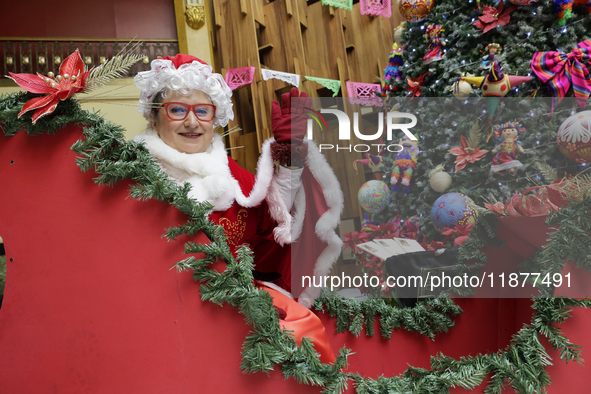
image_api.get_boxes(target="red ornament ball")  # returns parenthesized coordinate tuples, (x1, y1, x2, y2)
(399, 0, 434, 22)
(557, 111, 591, 163)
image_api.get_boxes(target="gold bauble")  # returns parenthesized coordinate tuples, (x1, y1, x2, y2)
(429, 167, 452, 193)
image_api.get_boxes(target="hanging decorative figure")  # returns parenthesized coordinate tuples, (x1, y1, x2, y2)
(390, 136, 419, 193)
(490, 121, 526, 174)
(423, 24, 446, 65)
(480, 43, 502, 71)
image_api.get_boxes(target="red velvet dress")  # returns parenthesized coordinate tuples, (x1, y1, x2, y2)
(209, 157, 336, 364)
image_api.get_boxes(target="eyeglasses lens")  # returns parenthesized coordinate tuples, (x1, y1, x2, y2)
(166, 104, 215, 121)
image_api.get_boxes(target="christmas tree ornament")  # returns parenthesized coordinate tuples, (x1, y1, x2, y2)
(353, 151, 385, 180)
(557, 111, 591, 163)
(390, 136, 419, 194)
(473, 0, 518, 34)
(508, 0, 539, 5)
(531, 39, 591, 113)
(480, 43, 502, 71)
(423, 25, 446, 65)
(358, 180, 390, 213)
(407, 72, 429, 98)
(555, 0, 591, 26)
(490, 121, 526, 174)
(449, 121, 489, 171)
(382, 44, 405, 94)
(431, 193, 479, 230)
(429, 165, 452, 192)
(393, 22, 406, 45)
(460, 61, 531, 138)
(399, 0, 434, 22)
(452, 75, 473, 99)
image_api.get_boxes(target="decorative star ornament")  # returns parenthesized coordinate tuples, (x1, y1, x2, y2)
(473, 0, 518, 34)
(8, 50, 90, 124)
(460, 61, 531, 140)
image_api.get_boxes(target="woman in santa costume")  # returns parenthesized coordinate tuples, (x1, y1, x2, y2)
(133, 54, 343, 363)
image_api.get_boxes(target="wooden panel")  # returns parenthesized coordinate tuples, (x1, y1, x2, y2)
(261, 0, 305, 75)
(341, 4, 398, 85)
(217, 0, 260, 70)
(299, 2, 348, 82)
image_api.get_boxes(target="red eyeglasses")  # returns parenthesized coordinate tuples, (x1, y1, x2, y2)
(162, 102, 217, 121)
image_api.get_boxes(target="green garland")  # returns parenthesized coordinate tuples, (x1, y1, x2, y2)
(2, 91, 591, 393)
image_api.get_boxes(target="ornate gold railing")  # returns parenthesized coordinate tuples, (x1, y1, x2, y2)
(1, 38, 179, 78)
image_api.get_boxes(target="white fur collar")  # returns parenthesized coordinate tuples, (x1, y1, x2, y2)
(134, 129, 238, 211)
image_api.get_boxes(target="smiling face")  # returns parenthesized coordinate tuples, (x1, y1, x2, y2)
(151, 90, 215, 154)
(502, 127, 518, 141)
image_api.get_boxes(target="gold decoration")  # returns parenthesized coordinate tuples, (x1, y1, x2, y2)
(467, 120, 483, 150)
(38, 56, 46, 65)
(535, 162, 558, 183)
(84, 56, 92, 65)
(429, 165, 452, 193)
(218, 209, 248, 247)
(84, 41, 145, 93)
(22, 56, 30, 65)
(99, 56, 107, 64)
(142, 56, 150, 64)
(54, 56, 61, 64)
(185, 4, 205, 30)
(6, 56, 13, 65)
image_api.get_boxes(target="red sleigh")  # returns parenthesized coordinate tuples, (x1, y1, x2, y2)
(1, 124, 591, 393)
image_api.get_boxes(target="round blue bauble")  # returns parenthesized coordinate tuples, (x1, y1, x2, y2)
(431, 192, 478, 230)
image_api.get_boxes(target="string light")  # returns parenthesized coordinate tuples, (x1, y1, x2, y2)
(561, 27, 567, 33)
(527, 32, 532, 38)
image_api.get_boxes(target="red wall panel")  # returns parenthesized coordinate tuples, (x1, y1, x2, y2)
(0, 0, 176, 39)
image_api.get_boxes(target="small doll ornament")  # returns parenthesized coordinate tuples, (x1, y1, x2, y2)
(490, 121, 526, 174)
(423, 25, 446, 65)
(480, 43, 502, 71)
(390, 136, 419, 193)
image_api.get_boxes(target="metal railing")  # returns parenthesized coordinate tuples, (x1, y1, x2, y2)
(1, 38, 179, 78)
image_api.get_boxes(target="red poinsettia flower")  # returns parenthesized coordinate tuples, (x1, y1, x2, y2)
(473, 0, 518, 34)
(8, 49, 90, 124)
(342, 231, 371, 254)
(442, 223, 474, 246)
(407, 72, 429, 98)
(449, 136, 489, 171)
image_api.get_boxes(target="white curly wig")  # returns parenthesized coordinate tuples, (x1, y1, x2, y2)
(135, 54, 234, 127)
